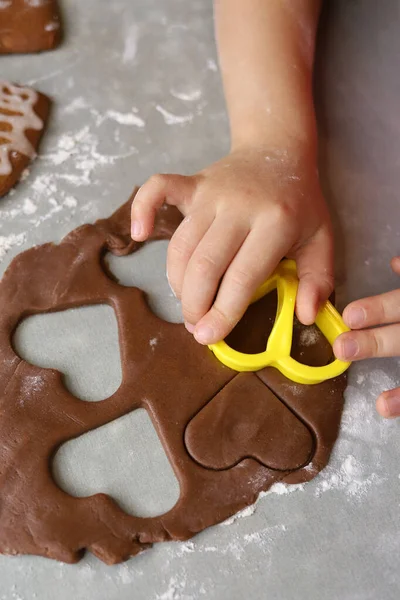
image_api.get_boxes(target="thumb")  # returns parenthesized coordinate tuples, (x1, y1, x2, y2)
(131, 173, 197, 241)
(294, 226, 335, 325)
(376, 388, 400, 418)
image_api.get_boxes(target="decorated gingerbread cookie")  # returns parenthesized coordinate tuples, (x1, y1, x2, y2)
(0, 81, 50, 197)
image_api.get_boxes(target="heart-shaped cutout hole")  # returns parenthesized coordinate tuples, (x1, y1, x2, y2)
(53, 409, 180, 517)
(105, 240, 183, 324)
(184, 373, 314, 471)
(13, 304, 122, 401)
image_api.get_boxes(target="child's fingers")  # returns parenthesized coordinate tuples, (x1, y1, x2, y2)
(333, 323, 400, 361)
(180, 219, 249, 326)
(376, 387, 400, 418)
(193, 225, 292, 345)
(294, 226, 334, 325)
(390, 256, 400, 275)
(131, 174, 196, 241)
(167, 209, 214, 299)
(343, 289, 400, 330)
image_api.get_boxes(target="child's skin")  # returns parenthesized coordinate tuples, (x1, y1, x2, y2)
(131, 0, 400, 419)
(334, 258, 400, 419)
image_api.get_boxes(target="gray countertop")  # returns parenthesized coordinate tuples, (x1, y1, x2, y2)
(0, 1, 399, 598)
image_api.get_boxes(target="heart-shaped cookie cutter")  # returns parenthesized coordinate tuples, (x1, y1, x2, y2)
(209, 259, 351, 385)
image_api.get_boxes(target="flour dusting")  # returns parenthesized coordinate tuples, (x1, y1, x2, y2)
(21, 375, 46, 398)
(123, 24, 139, 63)
(0, 233, 26, 263)
(22, 198, 37, 215)
(1, 583, 25, 600)
(170, 88, 202, 102)
(299, 327, 320, 346)
(265, 482, 305, 496)
(64, 97, 90, 114)
(156, 575, 188, 600)
(206, 58, 218, 71)
(220, 503, 257, 526)
(26, 0, 47, 6)
(103, 109, 145, 128)
(44, 21, 60, 32)
(0, 100, 141, 242)
(155, 105, 193, 125)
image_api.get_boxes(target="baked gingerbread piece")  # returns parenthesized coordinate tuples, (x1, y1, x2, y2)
(0, 191, 346, 564)
(0, 81, 50, 197)
(0, 0, 61, 54)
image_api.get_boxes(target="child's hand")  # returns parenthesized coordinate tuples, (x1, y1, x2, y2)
(131, 145, 334, 345)
(334, 257, 400, 418)
(131, 0, 327, 345)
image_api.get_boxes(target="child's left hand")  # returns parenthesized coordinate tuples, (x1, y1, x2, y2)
(334, 256, 400, 418)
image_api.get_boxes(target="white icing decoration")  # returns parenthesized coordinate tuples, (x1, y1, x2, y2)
(0, 82, 43, 177)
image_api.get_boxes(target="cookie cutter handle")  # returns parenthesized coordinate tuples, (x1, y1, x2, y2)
(265, 261, 297, 357)
(315, 298, 350, 346)
(208, 263, 297, 372)
(275, 298, 351, 384)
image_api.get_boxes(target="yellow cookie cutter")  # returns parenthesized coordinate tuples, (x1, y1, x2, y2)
(209, 259, 351, 385)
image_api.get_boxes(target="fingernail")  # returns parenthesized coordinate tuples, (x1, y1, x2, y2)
(131, 221, 142, 239)
(185, 322, 195, 333)
(380, 392, 400, 418)
(340, 337, 359, 359)
(346, 306, 366, 328)
(194, 325, 214, 345)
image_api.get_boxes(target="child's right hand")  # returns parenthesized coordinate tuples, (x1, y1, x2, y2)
(131, 144, 334, 345)
(334, 257, 400, 419)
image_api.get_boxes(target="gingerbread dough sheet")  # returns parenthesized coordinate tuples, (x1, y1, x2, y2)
(0, 192, 346, 565)
(0, 81, 50, 197)
(0, 0, 61, 54)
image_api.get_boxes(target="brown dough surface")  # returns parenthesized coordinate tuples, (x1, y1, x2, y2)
(0, 190, 347, 564)
(0, 0, 61, 54)
(0, 83, 50, 197)
(184, 373, 314, 471)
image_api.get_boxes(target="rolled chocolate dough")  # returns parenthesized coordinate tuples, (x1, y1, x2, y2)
(0, 0, 61, 54)
(0, 190, 346, 564)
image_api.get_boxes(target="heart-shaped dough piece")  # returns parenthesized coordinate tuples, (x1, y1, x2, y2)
(185, 372, 314, 471)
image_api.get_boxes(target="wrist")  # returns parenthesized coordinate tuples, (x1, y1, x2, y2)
(230, 126, 318, 163)
(230, 110, 318, 156)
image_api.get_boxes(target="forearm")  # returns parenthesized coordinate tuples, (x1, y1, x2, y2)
(214, 0, 322, 151)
